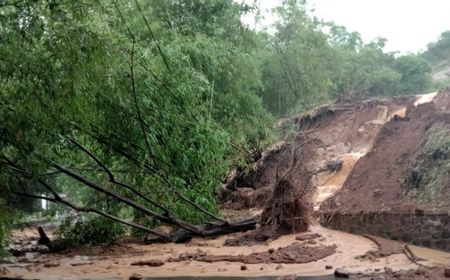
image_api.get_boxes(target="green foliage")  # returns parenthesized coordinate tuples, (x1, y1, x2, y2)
(423, 31, 450, 66)
(393, 55, 431, 94)
(0, 0, 272, 242)
(58, 216, 125, 245)
(258, 2, 333, 116)
(406, 124, 450, 205)
(0, 199, 13, 257)
(422, 30, 450, 88)
(256, 2, 432, 117)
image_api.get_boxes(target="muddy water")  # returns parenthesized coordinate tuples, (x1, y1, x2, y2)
(6, 225, 441, 280)
(312, 152, 364, 209)
(409, 245, 450, 267)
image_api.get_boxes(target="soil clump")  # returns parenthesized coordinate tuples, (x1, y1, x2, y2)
(168, 242, 337, 264)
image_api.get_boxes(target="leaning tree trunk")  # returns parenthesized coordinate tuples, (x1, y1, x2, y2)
(6, 155, 257, 243)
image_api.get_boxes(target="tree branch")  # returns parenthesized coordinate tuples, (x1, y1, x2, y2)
(49, 161, 203, 234)
(67, 137, 170, 214)
(128, 38, 156, 168)
(12, 184, 170, 241)
(134, 0, 171, 71)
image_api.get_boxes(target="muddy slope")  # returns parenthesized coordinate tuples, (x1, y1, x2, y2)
(221, 96, 416, 211)
(320, 91, 450, 213)
(222, 90, 450, 217)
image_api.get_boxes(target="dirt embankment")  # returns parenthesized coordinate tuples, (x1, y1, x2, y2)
(320, 91, 450, 214)
(221, 95, 416, 213)
(220, 90, 450, 254)
(222, 90, 450, 217)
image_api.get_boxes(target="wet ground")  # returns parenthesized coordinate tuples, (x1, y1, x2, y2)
(2, 224, 449, 280)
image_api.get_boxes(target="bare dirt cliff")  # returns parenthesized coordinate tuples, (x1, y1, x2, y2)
(222, 89, 450, 251)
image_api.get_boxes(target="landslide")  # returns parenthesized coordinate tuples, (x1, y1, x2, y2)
(320, 90, 450, 213)
(221, 89, 450, 218)
(221, 95, 415, 212)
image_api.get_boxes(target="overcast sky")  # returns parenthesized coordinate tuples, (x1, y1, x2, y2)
(242, 0, 450, 54)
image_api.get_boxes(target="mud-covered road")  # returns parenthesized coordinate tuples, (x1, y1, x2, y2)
(3, 224, 449, 280)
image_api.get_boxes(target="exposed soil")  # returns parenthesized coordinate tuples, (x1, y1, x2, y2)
(320, 93, 450, 213)
(222, 95, 418, 216)
(167, 243, 337, 264)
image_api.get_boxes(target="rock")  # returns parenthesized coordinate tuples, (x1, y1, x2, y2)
(295, 233, 321, 241)
(240, 265, 247, 271)
(326, 159, 343, 172)
(275, 264, 285, 270)
(131, 259, 164, 267)
(334, 268, 350, 278)
(325, 265, 333, 269)
(373, 189, 383, 197)
(444, 267, 450, 278)
(43, 262, 59, 268)
(384, 267, 393, 274)
(129, 273, 143, 280)
(70, 261, 94, 266)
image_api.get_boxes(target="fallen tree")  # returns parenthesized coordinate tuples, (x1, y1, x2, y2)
(4, 147, 256, 243)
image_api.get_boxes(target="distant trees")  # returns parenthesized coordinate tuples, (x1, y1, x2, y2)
(423, 31, 450, 66)
(255, 2, 432, 117)
(422, 30, 450, 89)
(393, 55, 431, 94)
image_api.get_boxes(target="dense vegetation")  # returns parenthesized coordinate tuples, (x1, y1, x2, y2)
(422, 30, 450, 88)
(423, 31, 450, 66)
(0, 0, 438, 249)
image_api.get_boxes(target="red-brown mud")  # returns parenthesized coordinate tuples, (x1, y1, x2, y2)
(222, 96, 416, 215)
(167, 242, 337, 264)
(320, 94, 450, 214)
